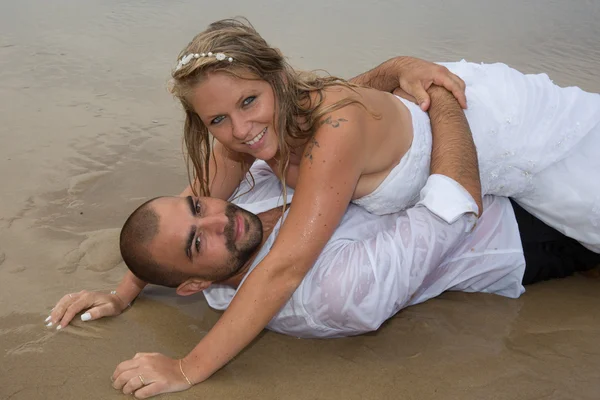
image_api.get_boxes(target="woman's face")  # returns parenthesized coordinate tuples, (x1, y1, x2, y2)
(189, 71, 279, 161)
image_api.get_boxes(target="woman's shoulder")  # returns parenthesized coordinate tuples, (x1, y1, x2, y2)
(309, 84, 374, 122)
(310, 83, 363, 105)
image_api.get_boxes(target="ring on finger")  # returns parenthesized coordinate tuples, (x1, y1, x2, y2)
(138, 374, 146, 386)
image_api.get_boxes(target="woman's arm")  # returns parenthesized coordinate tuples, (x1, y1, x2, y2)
(180, 97, 369, 383)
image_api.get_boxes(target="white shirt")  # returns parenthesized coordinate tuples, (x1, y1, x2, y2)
(204, 162, 526, 338)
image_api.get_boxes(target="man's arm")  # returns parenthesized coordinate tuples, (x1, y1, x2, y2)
(426, 86, 483, 215)
(349, 56, 468, 111)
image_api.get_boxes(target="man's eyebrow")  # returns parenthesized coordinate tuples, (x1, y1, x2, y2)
(185, 196, 196, 261)
(186, 225, 196, 262)
(186, 196, 195, 216)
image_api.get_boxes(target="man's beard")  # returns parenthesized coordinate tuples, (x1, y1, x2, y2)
(211, 203, 263, 281)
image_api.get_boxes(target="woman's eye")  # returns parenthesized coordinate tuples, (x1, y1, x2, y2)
(242, 96, 256, 106)
(195, 200, 202, 214)
(211, 115, 225, 125)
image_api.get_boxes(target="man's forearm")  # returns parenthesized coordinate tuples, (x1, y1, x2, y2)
(349, 57, 402, 92)
(427, 86, 483, 214)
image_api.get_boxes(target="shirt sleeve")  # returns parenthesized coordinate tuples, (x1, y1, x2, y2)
(300, 175, 479, 338)
(417, 174, 479, 224)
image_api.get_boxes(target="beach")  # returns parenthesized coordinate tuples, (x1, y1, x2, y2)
(1, 1, 599, 399)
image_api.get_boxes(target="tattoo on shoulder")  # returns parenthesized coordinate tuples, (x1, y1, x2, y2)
(319, 116, 348, 128)
(304, 117, 348, 163)
(304, 137, 320, 163)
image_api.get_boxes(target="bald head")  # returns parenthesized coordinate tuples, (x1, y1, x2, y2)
(119, 197, 192, 288)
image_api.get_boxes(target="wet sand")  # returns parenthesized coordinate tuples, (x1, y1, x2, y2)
(1, 1, 599, 399)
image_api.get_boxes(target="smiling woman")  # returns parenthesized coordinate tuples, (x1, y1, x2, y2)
(169, 19, 386, 204)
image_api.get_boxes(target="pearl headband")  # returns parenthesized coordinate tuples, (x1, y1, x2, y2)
(175, 52, 234, 71)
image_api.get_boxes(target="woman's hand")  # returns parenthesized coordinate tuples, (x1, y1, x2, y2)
(46, 290, 126, 329)
(112, 353, 192, 399)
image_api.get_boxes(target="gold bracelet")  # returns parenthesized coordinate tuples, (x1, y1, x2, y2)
(179, 359, 193, 386)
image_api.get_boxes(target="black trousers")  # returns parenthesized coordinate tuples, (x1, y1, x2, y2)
(511, 199, 600, 285)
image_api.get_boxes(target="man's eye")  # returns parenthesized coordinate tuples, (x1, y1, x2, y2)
(242, 96, 256, 106)
(195, 236, 202, 252)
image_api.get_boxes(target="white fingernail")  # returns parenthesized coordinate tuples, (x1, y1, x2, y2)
(46, 322, 53, 327)
(81, 313, 91, 322)
(45, 316, 51, 322)
(56, 325, 62, 330)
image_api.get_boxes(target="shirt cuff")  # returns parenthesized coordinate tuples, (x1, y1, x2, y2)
(416, 174, 479, 224)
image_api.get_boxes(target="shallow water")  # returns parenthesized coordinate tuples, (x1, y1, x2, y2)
(1, 1, 599, 399)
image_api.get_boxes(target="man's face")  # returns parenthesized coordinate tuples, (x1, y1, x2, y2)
(148, 196, 263, 282)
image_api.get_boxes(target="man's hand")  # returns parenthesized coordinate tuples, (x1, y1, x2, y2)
(394, 57, 467, 111)
(46, 290, 125, 329)
(350, 56, 467, 111)
(112, 353, 192, 399)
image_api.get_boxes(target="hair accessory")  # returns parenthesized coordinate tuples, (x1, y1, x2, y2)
(175, 52, 234, 71)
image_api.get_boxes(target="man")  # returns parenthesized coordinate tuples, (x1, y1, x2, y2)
(121, 162, 517, 338)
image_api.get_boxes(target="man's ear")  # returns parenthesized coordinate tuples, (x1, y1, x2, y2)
(176, 278, 212, 296)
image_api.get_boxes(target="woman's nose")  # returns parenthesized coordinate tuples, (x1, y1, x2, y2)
(231, 115, 252, 141)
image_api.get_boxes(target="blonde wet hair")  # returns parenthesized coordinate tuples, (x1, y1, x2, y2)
(170, 18, 374, 204)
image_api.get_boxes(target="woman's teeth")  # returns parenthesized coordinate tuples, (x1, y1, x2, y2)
(246, 128, 266, 146)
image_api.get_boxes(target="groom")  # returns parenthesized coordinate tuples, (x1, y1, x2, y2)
(116, 161, 599, 338)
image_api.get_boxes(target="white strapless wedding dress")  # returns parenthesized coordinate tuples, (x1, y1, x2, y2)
(352, 60, 600, 253)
